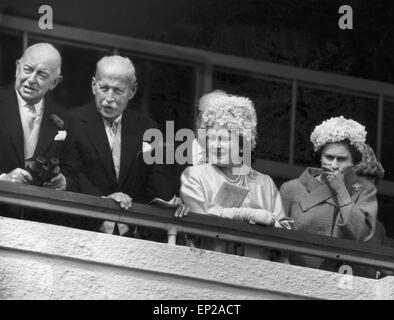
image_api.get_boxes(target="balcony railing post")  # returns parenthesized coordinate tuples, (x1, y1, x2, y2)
(22, 31, 28, 50)
(193, 63, 212, 129)
(289, 79, 298, 165)
(167, 226, 178, 245)
(377, 95, 384, 161)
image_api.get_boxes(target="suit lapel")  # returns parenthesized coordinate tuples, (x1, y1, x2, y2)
(33, 100, 59, 158)
(1, 88, 25, 167)
(118, 108, 140, 187)
(82, 104, 117, 184)
(298, 167, 337, 211)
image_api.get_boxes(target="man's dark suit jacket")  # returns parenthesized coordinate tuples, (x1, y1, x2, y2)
(0, 85, 78, 225)
(71, 102, 176, 235)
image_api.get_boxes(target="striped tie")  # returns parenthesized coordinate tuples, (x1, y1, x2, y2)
(24, 104, 38, 161)
(26, 103, 37, 131)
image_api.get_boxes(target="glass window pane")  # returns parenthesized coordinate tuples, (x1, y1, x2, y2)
(0, 30, 23, 86)
(381, 100, 394, 181)
(213, 70, 291, 163)
(295, 87, 378, 167)
(378, 194, 394, 239)
(119, 51, 196, 132)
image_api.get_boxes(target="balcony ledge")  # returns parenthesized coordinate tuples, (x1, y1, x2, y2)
(1, 216, 393, 300)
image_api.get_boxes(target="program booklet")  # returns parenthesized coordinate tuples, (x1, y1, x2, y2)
(148, 195, 179, 208)
(213, 181, 249, 208)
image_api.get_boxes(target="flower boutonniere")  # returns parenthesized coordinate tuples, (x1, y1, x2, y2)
(54, 130, 67, 141)
(50, 114, 65, 130)
(142, 142, 153, 153)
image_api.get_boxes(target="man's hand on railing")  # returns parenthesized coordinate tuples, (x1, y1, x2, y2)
(43, 173, 67, 191)
(106, 192, 132, 210)
(0, 168, 33, 184)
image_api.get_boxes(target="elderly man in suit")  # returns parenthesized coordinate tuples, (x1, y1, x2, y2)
(0, 42, 78, 225)
(72, 55, 186, 237)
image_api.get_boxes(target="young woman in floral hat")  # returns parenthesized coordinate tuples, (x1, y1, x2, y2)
(280, 116, 378, 272)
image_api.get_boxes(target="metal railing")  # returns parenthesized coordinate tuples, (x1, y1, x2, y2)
(1, 13, 394, 196)
(0, 181, 393, 272)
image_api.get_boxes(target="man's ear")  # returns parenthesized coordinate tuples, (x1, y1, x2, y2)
(49, 75, 63, 90)
(91, 77, 97, 95)
(15, 59, 20, 78)
(128, 81, 138, 100)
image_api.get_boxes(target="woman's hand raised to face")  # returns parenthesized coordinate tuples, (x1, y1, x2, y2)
(320, 142, 355, 188)
(322, 167, 344, 183)
(323, 166, 357, 192)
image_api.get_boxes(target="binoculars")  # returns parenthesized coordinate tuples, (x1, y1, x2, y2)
(26, 156, 61, 186)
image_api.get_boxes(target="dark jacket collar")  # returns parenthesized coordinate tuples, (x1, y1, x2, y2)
(0, 85, 63, 165)
(78, 102, 140, 187)
(0, 85, 24, 166)
(79, 102, 117, 185)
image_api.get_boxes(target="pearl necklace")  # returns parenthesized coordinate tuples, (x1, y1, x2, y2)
(224, 173, 244, 186)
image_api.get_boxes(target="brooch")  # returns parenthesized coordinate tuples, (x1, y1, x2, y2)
(248, 168, 258, 180)
(351, 183, 362, 192)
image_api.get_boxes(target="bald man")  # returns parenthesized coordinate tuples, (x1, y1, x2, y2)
(0, 43, 78, 223)
(71, 55, 178, 237)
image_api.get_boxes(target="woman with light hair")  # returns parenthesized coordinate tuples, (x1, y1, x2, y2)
(192, 90, 228, 165)
(179, 93, 292, 258)
(280, 116, 378, 272)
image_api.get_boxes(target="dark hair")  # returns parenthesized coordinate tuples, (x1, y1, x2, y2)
(313, 139, 362, 165)
(354, 144, 385, 185)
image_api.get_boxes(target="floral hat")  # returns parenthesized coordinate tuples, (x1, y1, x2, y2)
(200, 94, 257, 150)
(310, 116, 367, 153)
(198, 90, 228, 112)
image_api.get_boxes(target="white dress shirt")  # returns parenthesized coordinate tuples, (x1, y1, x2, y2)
(0, 92, 43, 180)
(103, 114, 122, 181)
(100, 114, 130, 236)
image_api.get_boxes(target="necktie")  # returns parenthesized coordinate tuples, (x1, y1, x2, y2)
(26, 104, 37, 131)
(100, 120, 129, 236)
(24, 104, 38, 161)
(109, 121, 121, 181)
(111, 121, 118, 137)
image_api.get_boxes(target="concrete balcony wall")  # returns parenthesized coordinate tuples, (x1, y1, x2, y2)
(0, 216, 393, 300)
